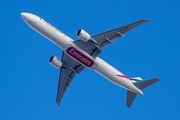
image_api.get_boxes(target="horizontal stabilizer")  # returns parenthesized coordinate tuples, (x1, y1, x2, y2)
(133, 77, 160, 90)
(126, 90, 137, 108)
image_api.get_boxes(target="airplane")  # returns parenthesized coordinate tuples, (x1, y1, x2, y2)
(21, 12, 159, 108)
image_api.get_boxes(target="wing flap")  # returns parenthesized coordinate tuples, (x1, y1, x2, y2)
(56, 67, 75, 106)
(92, 19, 150, 48)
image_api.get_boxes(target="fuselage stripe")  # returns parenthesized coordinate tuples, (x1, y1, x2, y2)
(116, 74, 143, 82)
(116, 74, 128, 79)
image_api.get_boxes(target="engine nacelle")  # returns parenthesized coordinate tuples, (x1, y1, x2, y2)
(76, 29, 91, 42)
(49, 56, 62, 68)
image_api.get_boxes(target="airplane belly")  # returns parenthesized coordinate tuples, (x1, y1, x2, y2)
(92, 57, 132, 89)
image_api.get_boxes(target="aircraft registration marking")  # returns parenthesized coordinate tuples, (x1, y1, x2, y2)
(116, 74, 128, 79)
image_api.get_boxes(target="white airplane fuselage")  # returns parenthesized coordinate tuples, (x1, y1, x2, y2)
(21, 13, 143, 95)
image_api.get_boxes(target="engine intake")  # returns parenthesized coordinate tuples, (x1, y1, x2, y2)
(76, 29, 91, 42)
(49, 56, 62, 68)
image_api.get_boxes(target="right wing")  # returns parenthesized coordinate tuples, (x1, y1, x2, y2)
(56, 52, 85, 106)
(74, 19, 149, 58)
(91, 19, 150, 48)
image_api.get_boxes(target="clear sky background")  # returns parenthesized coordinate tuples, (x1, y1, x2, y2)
(1, 0, 180, 119)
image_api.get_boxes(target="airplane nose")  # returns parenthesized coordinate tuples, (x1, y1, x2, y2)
(21, 12, 27, 18)
(21, 12, 30, 23)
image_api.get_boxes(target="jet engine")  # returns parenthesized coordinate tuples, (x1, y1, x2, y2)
(76, 29, 91, 42)
(49, 56, 62, 68)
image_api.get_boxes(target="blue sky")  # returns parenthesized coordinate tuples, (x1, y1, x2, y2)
(1, 0, 180, 119)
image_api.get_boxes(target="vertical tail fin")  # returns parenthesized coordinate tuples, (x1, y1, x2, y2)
(126, 77, 159, 108)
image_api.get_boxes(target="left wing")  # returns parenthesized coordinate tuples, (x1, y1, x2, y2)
(74, 19, 149, 58)
(56, 52, 85, 106)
